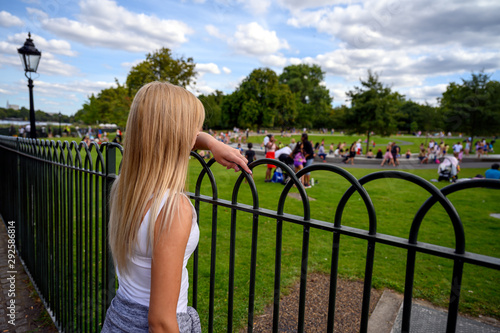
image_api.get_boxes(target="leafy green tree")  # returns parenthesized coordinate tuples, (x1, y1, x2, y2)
(75, 81, 131, 128)
(398, 100, 421, 134)
(199, 90, 225, 129)
(222, 68, 297, 130)
(440, 72, 500, 147)
(329, 105, 349, 130)
(279, 64, 332, 128)
(345, 70, 404, 153)
(126, 48, 197, 97)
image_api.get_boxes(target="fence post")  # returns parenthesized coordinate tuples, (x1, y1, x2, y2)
(104, 144, 117, 313)
(16, 137, 21, 250)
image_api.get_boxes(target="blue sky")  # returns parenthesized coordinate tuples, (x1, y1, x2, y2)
(1, 0, 499, 116)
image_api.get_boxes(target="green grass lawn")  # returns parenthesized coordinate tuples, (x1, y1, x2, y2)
(29, 135, 500, 331)
(239, 132, 497, 154)
(186, 159, 500, 331)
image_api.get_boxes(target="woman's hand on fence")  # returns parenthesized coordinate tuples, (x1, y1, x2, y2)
(194, 132, 251, 174)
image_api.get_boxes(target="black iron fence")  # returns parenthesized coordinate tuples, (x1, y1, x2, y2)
(0, 135, 499, 333)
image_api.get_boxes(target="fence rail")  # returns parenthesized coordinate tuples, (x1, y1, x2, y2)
(0, 135, 499, 333)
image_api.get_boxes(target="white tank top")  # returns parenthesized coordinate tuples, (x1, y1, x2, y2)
(116, 193, 200, 313)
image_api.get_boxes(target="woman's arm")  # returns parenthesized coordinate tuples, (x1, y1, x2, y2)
(193, 132, 251, 174)
(148, 198, 193, 333)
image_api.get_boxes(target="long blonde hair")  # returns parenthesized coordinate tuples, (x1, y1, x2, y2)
(109, 81, 205, 274)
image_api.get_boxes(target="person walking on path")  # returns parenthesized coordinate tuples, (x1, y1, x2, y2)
(101, 82, 249, 333)
(344, 142, 356, 165)
(265, 135, 277, 182)
(301, 133, 315, 188)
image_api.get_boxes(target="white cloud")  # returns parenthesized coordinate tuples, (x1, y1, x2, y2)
(0, 54, 21, 69)
(35, 80, 116, 98)
(35, 52, 79, 76)
(285, 0, 500, 50)
(6, 33, 77, 57)
(229, 22, 289, 56)
(205, 24, 225, 39)
(121, 59, 143, 68)
(222, 66, 231, 74)
(29, 0, 194, 52)
(259, 54, 288, 67)
(191, 84, 216, 95)
(0, 87, 12, 94)
(278, 0, 356, 12)
(0, 11, 23, 27)
(405, 84, 448, 104)
(239, 0, 272, 15)
(196, 63, 221, 74)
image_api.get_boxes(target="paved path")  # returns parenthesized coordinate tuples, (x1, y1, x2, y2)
(368, 290, 500, 333)
(0, 217, 57, 332)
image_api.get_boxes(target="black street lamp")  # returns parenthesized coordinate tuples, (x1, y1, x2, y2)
(18, 32, 42, 139)
(59, 112, 62, 136)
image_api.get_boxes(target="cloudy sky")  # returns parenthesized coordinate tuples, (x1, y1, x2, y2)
(1, 0, 499, 116)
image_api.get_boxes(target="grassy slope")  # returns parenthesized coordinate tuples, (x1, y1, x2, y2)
(187, 159, 500, 331)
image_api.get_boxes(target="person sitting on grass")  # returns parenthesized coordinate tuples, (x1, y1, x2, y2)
(419, 149, 427, 163)
(485, 163, 500, 180)
(318, 143, 327, 162)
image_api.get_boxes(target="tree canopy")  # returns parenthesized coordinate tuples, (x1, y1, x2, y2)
(75, 48, 197, 128)
(279, 64, 333, 128)
(344, 70, 404, 152)
(221, 68, 297, 130)
(440, 72, 500, 142)
(126, 48, 197, 96)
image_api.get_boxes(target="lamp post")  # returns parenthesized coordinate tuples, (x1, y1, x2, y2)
(18, 32, 41, 139)
(59, 112, 62, 136)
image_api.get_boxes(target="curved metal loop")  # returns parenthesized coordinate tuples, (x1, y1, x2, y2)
(82, 141, 95, 171)
(231, 161, 258, 208)
(39, 139, 48, 160)
(190, 152, 219, 200)
(63, 141, 73, 166)
(295, 163, 376, 231)
(48, 140, 57, 163)
(342, 171, 464, 253)
(234, 158, 309, 214)
(55, 140, 65, 165)
(410, 179, 500, 248)
(250, 158, 310, 218)
(69, 141, 83, 169)
(88, 141, 106, 174)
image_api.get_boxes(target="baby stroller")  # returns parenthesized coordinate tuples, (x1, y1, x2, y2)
(438, 156, 459, 182)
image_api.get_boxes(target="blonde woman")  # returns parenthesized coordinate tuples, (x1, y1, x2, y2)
(102, 82, 250, 332)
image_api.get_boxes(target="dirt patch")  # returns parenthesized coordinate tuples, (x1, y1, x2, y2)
(245, 272, 382, 332)
(288, 193, 316, 201)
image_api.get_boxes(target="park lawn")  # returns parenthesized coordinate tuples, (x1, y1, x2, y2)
(31, 136, 499, 331)
(242, 133, 497, 154)
(186, 160, 500, 332)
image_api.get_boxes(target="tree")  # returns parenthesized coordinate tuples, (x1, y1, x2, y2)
(440, 72, 500, 148)
(199, 90, 225, 129)
(222, 68, 297, 130)
(279, 64, 333, 128)
(126, 47, 197, 97)
(74, 80, 131, 128)
(345, 70, 404, 153)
